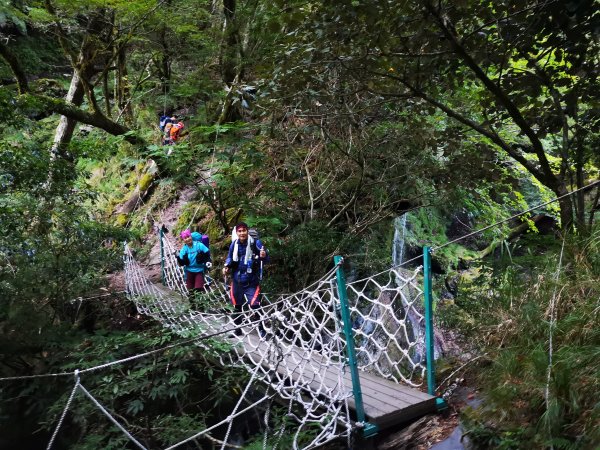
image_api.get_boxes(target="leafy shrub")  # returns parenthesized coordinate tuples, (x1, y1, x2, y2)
(460, 231, 600, 449)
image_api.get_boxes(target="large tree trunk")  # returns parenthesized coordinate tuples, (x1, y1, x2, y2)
(556, 184, 575, 230)
(575, 138, 586, 230)
(101, 11, 116, 117)
(116, 160, 157, 216)
(221, 0, 239, 85)
(50, 70, 86, 157)
(156, 0, 172, 97)
(218, 0, 244, 123)
(589, 187, 600, 228)
(116, 45, 133, 124)
(102, 71, 112, 117)
(41, 32, 105, 232)
(49, 9, 108, 162)
(0, 43, 28, 94)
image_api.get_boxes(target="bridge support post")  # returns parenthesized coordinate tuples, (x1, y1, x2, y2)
(159, 226, 165, 286)
(334, 255, 378, 438)
(423, 246, 448, 411)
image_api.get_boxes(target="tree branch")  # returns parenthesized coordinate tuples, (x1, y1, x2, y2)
(23, 94, 141, 144)
(366, 76, 547, 182)
(423, 2, 558, 186)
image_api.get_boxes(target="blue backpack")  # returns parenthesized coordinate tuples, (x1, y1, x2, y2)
(159, 115, 171, 132)
(191, 231, 210, 248)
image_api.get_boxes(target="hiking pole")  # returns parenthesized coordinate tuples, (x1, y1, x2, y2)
(223, 267, 230, 288)
(259, 246, 265, 281)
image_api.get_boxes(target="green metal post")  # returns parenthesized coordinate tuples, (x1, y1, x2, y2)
(423, 246, 447, 410)
(334, 256, 378, 437)
(159, 227, 165, 286)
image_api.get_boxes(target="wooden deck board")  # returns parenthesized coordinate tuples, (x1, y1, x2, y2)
(152, 284, 438, 430)
(240, 331, 437, 428)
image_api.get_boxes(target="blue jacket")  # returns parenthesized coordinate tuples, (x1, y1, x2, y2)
(225, 238, 268, 286)
(179, 241, 210, 273)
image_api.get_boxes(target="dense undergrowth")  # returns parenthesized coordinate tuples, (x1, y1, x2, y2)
(447, 231, 600, 449)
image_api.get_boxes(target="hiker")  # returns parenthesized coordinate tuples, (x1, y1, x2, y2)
(191, 231, 212, 288)
(177, 229, 211, 297)
(170, 121, 185, 143)
(163, 115, 178, 145)
(222, 222, 268, 336)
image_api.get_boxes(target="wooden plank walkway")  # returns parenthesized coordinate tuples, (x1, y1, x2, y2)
(239, 331, 437, 430)
(151, 283, 437, 430)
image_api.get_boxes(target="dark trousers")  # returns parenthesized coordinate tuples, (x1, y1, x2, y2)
(230, 281, 264, 333)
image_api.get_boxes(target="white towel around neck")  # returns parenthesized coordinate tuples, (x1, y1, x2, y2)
(232, 236, 254, 266)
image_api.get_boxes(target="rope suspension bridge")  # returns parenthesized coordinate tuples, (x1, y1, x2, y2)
(0, 238, 444, 450)
(119, 232, 443, 449)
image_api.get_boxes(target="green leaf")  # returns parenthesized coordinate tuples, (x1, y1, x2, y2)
(126, 399, 144, 415)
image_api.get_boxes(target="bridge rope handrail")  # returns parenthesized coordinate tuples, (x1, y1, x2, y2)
(1, 246, 430, 449)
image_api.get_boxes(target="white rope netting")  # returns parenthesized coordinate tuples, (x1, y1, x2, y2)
(123, 233, 428, 449)
(347, 268, 427, 386)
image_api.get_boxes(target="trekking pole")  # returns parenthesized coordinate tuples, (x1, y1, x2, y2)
(223, 269, 229, 288)
(259, 246, 264, 281)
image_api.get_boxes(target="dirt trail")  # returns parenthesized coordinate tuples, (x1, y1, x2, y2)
(108, 186, 196, 288)
(147, 186, 196, 265)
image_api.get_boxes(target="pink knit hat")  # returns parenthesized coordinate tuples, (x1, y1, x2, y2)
(180, 229, 191, 239)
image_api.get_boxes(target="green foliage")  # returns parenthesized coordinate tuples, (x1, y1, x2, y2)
(0, 118, 134, 445)
(457, 231, 600, 449)
(0, 1, 27, 34)
(40, 328, 241, 449)
(0, 0, 598, 446)
(265, 0, 599, 229)
(265, 220, 343, 292)
(0, 33, 64, 80)
(243, 405, 340, 450)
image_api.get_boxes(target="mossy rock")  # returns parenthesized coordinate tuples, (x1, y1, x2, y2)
(203, 218, 223, 245)
(116, 213, 129, 227)
(138, 172, 154, 192)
